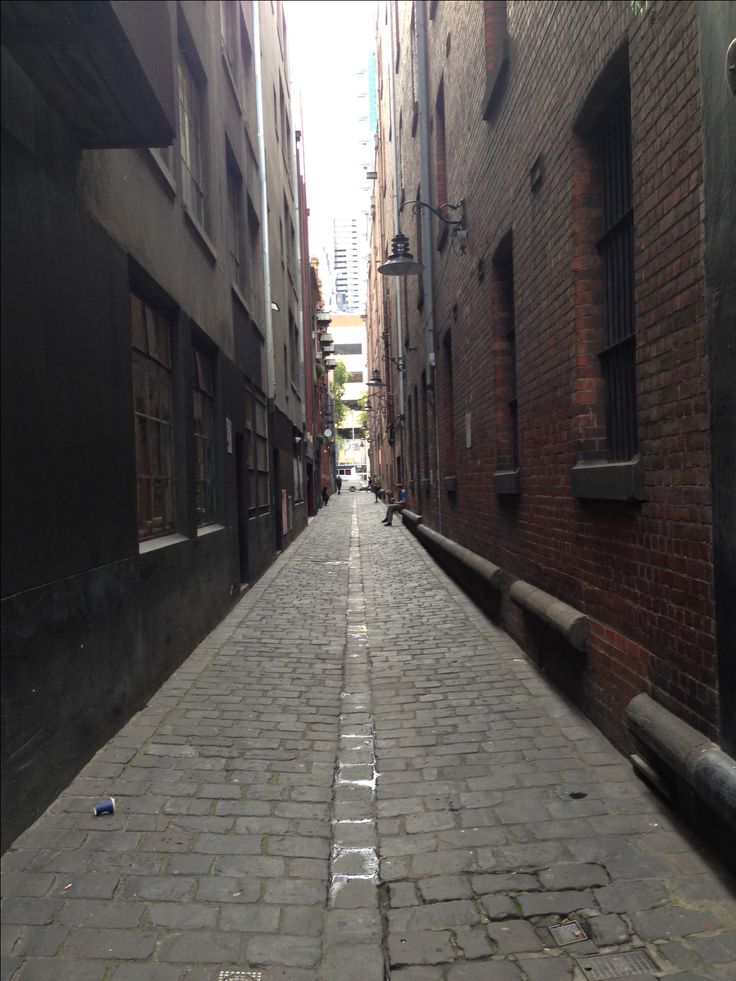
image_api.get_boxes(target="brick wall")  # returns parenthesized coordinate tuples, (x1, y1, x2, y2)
(375, 0, 715, 750)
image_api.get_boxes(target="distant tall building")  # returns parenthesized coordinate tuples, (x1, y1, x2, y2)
(367, 51, 377, 134)
(333, 216, 363, 313)
(328, 54, 376, 316)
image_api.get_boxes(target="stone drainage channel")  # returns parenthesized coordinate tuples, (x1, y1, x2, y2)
(327, 503, 385, 977)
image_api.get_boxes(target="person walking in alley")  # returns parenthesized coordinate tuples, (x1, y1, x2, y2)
(321, 484, 330, 507)
(382, 482, 407, 526)
(335, 475, 342, 495)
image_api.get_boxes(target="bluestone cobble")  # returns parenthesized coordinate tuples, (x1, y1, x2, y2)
(2, 494, 735, 979)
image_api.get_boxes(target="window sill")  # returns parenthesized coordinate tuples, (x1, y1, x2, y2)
(146, 148, 177, 196)
(221, 49, 244, 117)
(139, 532, 188, 554)
(183, 205, 218, 264)
(494, 468, 521, 495)
(444, 475, 457, 494)
(231, 281, 251, 314)
(197, 523, 226, 537)
(571, 456, 644, 501)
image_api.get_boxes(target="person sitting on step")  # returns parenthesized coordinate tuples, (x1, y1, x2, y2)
(382, 483, 407, 526)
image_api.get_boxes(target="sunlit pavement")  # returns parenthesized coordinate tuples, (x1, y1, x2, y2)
(2, 492, 735, 981)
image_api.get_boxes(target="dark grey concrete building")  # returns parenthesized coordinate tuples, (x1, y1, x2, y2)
(1, 0, 307, 850)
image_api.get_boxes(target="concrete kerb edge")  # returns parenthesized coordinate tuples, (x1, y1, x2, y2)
(401, 511, 587, 653)
(627, 692, 736, 831)
(510, 580, 588, 653)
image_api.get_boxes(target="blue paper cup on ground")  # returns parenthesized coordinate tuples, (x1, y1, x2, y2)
(93, 797, 115, 816)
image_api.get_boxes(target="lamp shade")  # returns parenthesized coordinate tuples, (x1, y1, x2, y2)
(378, 232, 424, 277)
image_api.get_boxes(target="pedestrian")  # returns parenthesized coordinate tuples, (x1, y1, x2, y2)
(321, 484, 330, 507)
(336, 475, 342, 495)
(373, 474, 382, 503)
(382, 482, 407, 526)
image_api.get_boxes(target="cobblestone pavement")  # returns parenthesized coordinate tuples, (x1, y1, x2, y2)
(2, 493, 735, 981)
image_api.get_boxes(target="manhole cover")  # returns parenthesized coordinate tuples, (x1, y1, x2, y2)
(218, 972, 264, 981)
(550, 920, 588, 945)
(576, 949, 658, 979)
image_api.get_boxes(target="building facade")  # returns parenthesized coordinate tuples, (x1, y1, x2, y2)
(368, 0, 735, 788)
(1, 0, 313, 849)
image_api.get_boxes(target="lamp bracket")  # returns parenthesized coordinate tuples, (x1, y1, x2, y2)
(400, 198, 466, 229)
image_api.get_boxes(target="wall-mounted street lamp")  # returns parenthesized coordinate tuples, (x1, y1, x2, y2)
(367, 368, 385, 387)
(378, 199, 467, 277)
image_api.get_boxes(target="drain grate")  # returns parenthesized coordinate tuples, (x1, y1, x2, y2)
(218, 972, 264, 981)
(550, 920, 588, 945)
(576, 949, 658, 979)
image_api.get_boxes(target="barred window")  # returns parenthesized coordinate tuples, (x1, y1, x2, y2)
(193, 348, 215, 526)
(244, 386, 269, 510)
(131, 289, 175, 541)
(596, 81, 637, 461)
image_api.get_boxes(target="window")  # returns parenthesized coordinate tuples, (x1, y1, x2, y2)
(434, 81, 447, 210)
(193, 348, 215, 526)
(254, 396, 269, 507)
(221, 0, 238, 74)
(421, 371, 430, 494)
(289, 313, 299, 387)
(244, 386, 269, 510)
(597, 81, 636, 461)
(131, 288, 176, 541)
(334, 343, 362, 356)
(442, 331, 457, 484)
(283, 196, 292, 273)
(571, 47, 641, 501)
(226, 152, 245, 290)
(409, 4, 419, 133)
(492, 234, 520, 489)
(482, 1, 508, 119)
(178, 53, 207, 228)
(244, 195, 260, 293)
(347, 371, 363, 384)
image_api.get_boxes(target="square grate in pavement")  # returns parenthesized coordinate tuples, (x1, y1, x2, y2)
(549, 920, 588, 945)
(218, 972, 264, 981)
(576, 949, 658, 979)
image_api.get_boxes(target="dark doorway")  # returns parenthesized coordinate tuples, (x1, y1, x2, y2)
(273, 448, 282, 552)
(306, 461, 316, 516)
(235, 434, 249, 585)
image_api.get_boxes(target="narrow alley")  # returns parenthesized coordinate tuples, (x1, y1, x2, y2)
(2, 494, 735, 981)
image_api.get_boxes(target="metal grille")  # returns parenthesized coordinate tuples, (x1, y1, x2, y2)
(550, 920, 588, 945)
(217, 972, 263, 981)
(576, 949, 657, 979)
(597, 83, 637, 461)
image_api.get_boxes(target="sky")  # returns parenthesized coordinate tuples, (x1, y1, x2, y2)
(285, 1, 379, 274)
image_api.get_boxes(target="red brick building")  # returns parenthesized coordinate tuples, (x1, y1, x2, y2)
(368, 0, 735, 778)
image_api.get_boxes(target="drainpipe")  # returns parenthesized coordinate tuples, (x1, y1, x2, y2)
(387, 13, 405, 425)
(292, 128, 306, 431)
(253, 1, 275, 402)
(415, 0, 442, 533)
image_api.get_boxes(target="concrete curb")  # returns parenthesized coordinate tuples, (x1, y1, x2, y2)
(412, 522, 503, 593)
(627, 693, 736, 831)
(510, 579, 588, 653)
